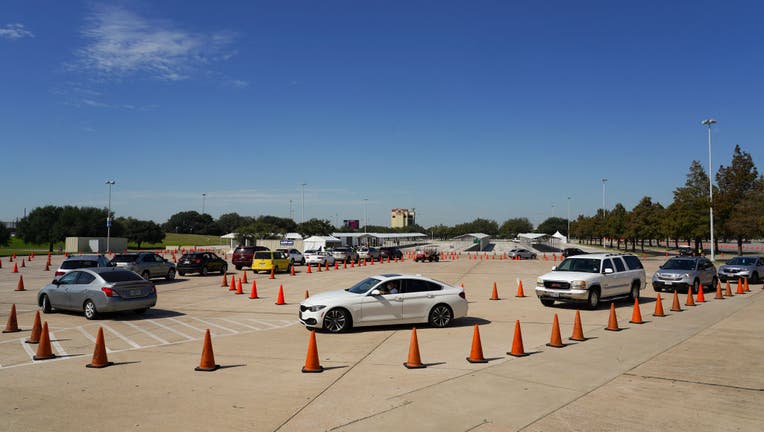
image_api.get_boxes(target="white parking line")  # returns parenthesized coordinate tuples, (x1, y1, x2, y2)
(123, 322, 169, 345)
(21, 339, 36, 359)
(247, 318, 281, 328)
(48, 332, 68, 357)
(188, 316, 236, 335)
(77, 327, 113, 353)
(218, 317, 261, 330)
(101, 324, 141, 349)
(167, 317, 206, 333)
(147, 319, 194, 341)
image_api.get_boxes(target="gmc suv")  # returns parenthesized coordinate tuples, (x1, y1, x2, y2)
(535, 253, 646, 309)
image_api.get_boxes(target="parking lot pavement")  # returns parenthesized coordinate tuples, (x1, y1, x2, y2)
(0, 253, 762, 431)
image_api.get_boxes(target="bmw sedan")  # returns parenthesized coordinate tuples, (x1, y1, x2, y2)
(298, 274, 468, 333)
(38, 267, 157, 320)
(507, 248, 537, 259)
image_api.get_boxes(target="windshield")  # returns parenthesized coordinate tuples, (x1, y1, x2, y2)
(111, 255, 138, 263)
(556, 258, 601, 273)
(662, 259, 696, 271)
(347, 277, 382, 294)
(726, 257, 756, 266)
(254, 252, 271, 259)
(61, 260, 100, 269)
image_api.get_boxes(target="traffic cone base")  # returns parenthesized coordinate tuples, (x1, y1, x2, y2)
(653, 294, 666, 317)
(466, 324, 488, 363)
(302, 330, 324, 373)
(404, 327, 426, 368)
(546, 314, 565, 348)
(86, 327, 113, 368)
(3, 304, 21, 333)
(604, 303, 621, 331)
(195, 329, 220, 372)
(33, 322, 56, 361)
(670, 290, 683, 312)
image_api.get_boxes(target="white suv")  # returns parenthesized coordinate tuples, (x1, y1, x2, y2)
(536, 253, 646, 309)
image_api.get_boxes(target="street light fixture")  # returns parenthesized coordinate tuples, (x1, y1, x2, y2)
(301, 183, 307, 223)
(202, 193, 207, 214)
(702, 118, 717, 261)
(601, 178, 608, 215)
(567, 197, 571, 244)
(363, 198, 368, 233)
(105, 180, 115, 253)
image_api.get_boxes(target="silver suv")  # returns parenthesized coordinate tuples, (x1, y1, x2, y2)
(536, 253, 646, 309)
(329, 246, 359, 263)
(652, 256, 717, 293)
(110, 252, 176, 281)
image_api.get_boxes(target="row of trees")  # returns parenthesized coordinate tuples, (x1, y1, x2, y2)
(571, 145, 763, 255)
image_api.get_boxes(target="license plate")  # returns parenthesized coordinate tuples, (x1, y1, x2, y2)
(130, 289, 140, 296)
(550, 291, 560, 298)
(664, 281, 673, 285)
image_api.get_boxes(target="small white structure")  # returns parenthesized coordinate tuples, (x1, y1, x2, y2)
(451, 233, 491, 252)
(303, 235, 342, 251)
(65, 237, 128, 253)
(552, 231, 567, 244)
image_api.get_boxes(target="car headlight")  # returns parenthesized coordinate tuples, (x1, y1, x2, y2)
(739, 270, 750, 275)
(571, 280, 586, 289)
(680, 273, 690, 278)
(308, 305, 326, 312)
(536, 278, 544, 287)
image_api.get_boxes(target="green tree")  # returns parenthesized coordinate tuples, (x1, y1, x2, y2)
(499, 218, 533, 238)
(297, 218, 335, 237)
(217, 213, 253, 234)
(716, 145, 760, 255)
(0, 222, 9, 247)
(721, 176, 764, 254)
(604, 203, 628, 249)
(120, 217, 165, 248)
(626, 197, 664, 252)
(669, 161, 711, 251)
(536, 217, 568, 236)
(163, 211, 219, 234)
(16, 206, 63, 252)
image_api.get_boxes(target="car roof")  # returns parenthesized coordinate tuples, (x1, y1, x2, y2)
(567, 253, 632, 259)
(64, 255, 105, 260)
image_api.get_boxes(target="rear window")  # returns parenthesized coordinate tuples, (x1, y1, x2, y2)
(100, 271, 145, 282)
(234, 247, 253, 254)
(61, 260, 100, 269)
(111, 255, 138, 263)
(254, 252, 272, 259)
(622, 255, 644, 270)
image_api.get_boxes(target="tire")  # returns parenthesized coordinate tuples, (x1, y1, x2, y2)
(84, 300, 98, 320)
(201, 266, 209, 276)
(628, 281, 640, 301)
(540, 298, 556, 307)
(41, 294, 52, 313)
(286, 264, 292, 274)
(691, 279, 699, 294)
(710, 276, 718, 291)
(142, 270, 151, 280)
(587, 289, 600, 310)
(235, 265, 242, 271)
(220, 265, 227, 275)
(166, 268, 176, 280)
(428, 304, 453, 328)
(752, 272, 760, 284)
(323, 308, 351, 333)
(178, 271, 186, 276)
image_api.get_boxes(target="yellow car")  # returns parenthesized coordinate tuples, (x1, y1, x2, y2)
(251, 250, 291, 273)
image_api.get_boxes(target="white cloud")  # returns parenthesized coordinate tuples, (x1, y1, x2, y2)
(74, 4, 237, 81)
(0, 23, 34, 39)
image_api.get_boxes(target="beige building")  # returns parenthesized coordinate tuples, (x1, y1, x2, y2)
(390, 208, 415, 228)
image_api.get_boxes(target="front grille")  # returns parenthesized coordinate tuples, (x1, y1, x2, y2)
(544, 281, 570, 290)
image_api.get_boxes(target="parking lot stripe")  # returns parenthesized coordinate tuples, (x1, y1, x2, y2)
(188, 316, 236, 335)
(101, 324, 141, 349)
(48, 331, 68, 357)
(218, 317, 261, 330)
(20, 338, 36, 359)
(77, 326, 113, 353)
(246, 318, 281, 328)
(147, 319, 194, 341)
(167, 317, 206, 334)
(123, 322, 170, 345)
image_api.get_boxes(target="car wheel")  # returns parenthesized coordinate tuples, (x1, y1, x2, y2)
(540, 298, 555, 307)
(142, 270, 151, 280)
(201, 266, 209, 276)
(84, 300, 98, 320)
(287, 264, 292, 274)
(323, 308, 351, 333)
(752, 272, 760, 284)
(691, 279, 700, 294)
(628, 281, 640, 301)
(429, 304, 453, 328)
(41, 294, 53, 313)
(587, 289, 600, 310)
(178, 271, 186, 276)
(235, 265, 242, 270)
(710, 276, 718, 291)
(220, 265, 227, 275)
(166, 268, 176, 280)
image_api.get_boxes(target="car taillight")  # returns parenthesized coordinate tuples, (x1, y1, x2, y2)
(151, 285, 157, 294)
(459, 292, 466, 299)
(194, 258, 201, 263)
(101, 287, 119, 297)
(55, 270, 64, 276)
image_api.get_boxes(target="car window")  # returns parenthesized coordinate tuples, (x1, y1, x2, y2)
(59, 271, 80, 284)
(101, 271, 145, 282)
(61, 260, 100, 269)
(602, 259, 614, 273)
(613, 258, 626, 272)
(111, 255, 138, 263)
(559, 258, 600, 273)
(155, 255, 165, 262)
(662, 259, 695, 271)
(402, 279, 442, 293)
(254, 252, 271, 259)
(347, 277, 382, 294)
(76, 272, 96, 284)
(622, 255, 644, 270)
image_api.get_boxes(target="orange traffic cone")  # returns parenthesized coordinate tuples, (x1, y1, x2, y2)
(516, 280, 526, 298)
(21, 259, 26, 268)
(275, 284, 285, 305)
(335, 261, 339, 270)
(15, 275, 25, 291)
(696, 283, 706, 302)
(317, 262, 322, 272)
(546, 314, 565, 348)
(724, 280, 733, 297)
(229, 275, 236, 291)
(12, 262, 18, 273)
(653, 294, 666, 317)
(507, 320, 528, 357)
(304, 289, 310, 299)
(403, 327, 426, 368)
(326, 261, 330, 271)
(685, 286, 696, 306)
(301, 330, 324, 373)
(343, 261, 347, 269)
(744, 277, 750, 292)
(3, 304, 21, 333)
(629, 298, 644, 324)
(195, 329, 220, 371)
(269, 267, 276, 279)
(235, 279, 243, 295)
(714, 280, 724, 300)
(307, 264, 312, 273)
(290, 265, 295, 276)
(33, 322, 56, 360)
(670, 290, 683, 312)
(248, 281, 259, 299)
(466, 324, 488, 363)
(604, 303, 621, 331)
(242, 271, 248, 284)
(736, 278, 745, 294)
(86, 327, 113, 368)
(26, 311, 42, 344)
(570, 310, 586, 341)
(489, 282, 500, 300)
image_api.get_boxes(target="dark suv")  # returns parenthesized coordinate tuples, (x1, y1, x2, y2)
(232, 245, 269, 270)
(177, 252, 228, 276)
(379, 247, 403, 260)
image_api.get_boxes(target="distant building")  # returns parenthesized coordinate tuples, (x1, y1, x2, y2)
(390, 208, 415, 228)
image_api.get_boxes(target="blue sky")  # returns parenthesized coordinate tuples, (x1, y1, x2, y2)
(1, 1, 761, 228)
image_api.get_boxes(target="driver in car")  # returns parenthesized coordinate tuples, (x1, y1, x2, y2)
(380, 281, 399, 294)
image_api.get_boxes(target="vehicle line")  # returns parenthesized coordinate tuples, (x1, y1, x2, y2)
(123, 321, 170, 345)
(217, 317, 261, 331)
(246, 318, 281, 328)
(101, 324, 141, 349)
(167, 317, 206, 333)
(188, 316, 237, 335)
(147, 319, 195, 341)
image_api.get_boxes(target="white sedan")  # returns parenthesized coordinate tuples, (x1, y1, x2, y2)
(298, 274, 468, 332)
(304, 250, 336, 267)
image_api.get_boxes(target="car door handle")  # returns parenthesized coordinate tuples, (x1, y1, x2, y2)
(426, 294, 434, 298)
(394, 296, 403, 301)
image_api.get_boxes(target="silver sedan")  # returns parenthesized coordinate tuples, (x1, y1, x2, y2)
(38, 267, 158, 320)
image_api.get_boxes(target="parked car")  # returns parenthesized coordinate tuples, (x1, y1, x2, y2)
(562, 248, 586, 258)
(507, 248, 537, 259)
(718, 256, 764, 284)
(677, 246, 697, 256)
(251, 250, 292, 273)
(357, 246, 380, 260)
(414, 247, 440, 262)
(304, 250, 336, 267)
(54, 255, 113, 278)
(177, 252, 228, 276)
(231, 245, 269, 270)
(652, 256, 717, 293)
(379, 247, 403, 260)
(329, 246, 359, 263)
(298, 274, 468, 332)
(536, 253, 646, 309)
(110, 252, 176, 281)
(276, 248, 306, 265)
(38, 267, 157, 320)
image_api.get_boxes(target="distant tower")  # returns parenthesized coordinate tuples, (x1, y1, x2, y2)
(390, 208, 415, 228)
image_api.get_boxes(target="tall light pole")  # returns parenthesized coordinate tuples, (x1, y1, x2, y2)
(202, 193, 207, 214)
(363, 198, 368, 233)
(289, 199, 293, 220)
(702, 118, 717, 261)
(601, 178, 608, 215)
(567, 196, 571, 243)
(300, 183, 307, 223)
(105, 180, 115, 253)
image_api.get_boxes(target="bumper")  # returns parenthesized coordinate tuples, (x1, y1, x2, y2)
(535, 287, 589, 302)
(299, 309, 324, 329)
(95, 295, 157, 313)
(718, 274, 747, 282)
(652, 281, 691, 291)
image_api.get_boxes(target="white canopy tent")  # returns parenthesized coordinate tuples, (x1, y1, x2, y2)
(303, 235, 342, 251)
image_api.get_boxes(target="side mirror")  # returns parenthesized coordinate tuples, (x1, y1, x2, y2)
(604, 268, 614, 274)
(659, 265, 663, 269)
(551, 266, 556, 270)
(370, 289, 381, 296)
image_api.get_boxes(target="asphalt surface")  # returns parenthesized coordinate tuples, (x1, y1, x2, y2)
(0, 251, 762, 432)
